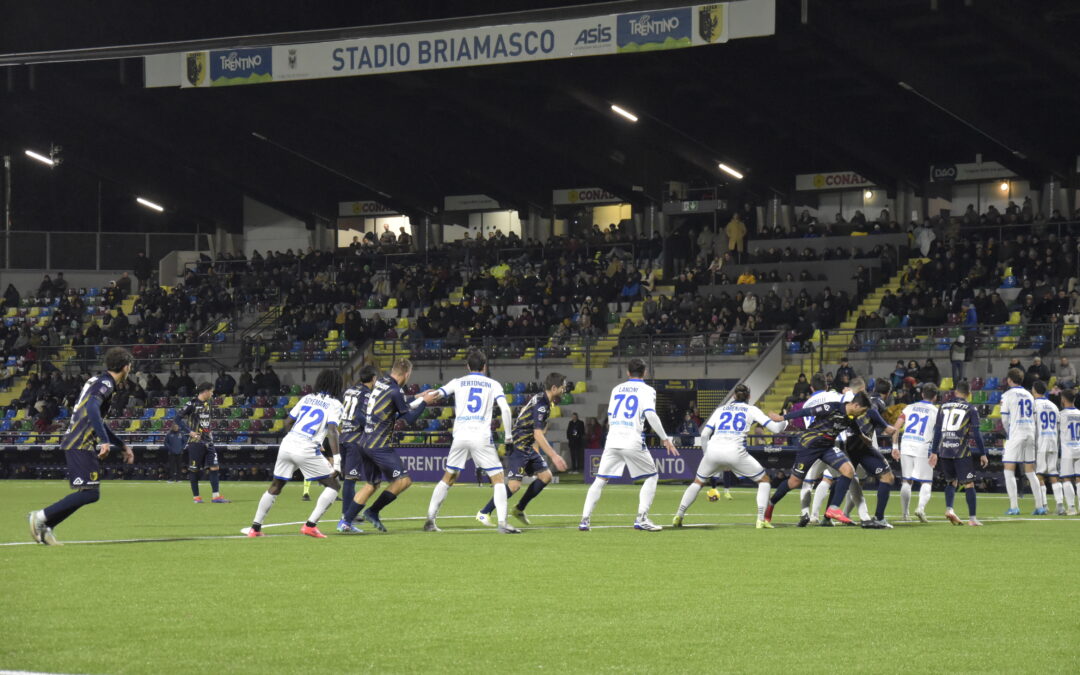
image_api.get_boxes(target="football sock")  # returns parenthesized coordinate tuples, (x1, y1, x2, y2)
(1041, 483, 1048, 506)
(677, 483, 702, 516)
(917, 482, 932, 512)
(874, 482, 892, 521)
(582, 479, 606, 519)
(799, 481, 814, 515)
(341, 480, 356, 517)
(965, 487, 977, 517)
(368, 490, 397, 515)
(723, 471, 735, 490)
(769, 480, 793, 505)
(253, 491, 277, 527)
(944, 484, 956, 510)
(709, 476, 721, 489)
(427, 480, 451, 520)
(1052, 482, 1064, 510)
(209, 471, 220, 496)
(1025, 471, 1044, 509)
(516, 479, 547, 511)
(900, 482, 912, 516)
(755, 482, 770, 520)
(1004, 468, 1018, 509)
(306, 487, 338, 527)
(494, 481, 509, 525)
(342, 498, 365, 524)
(812, 480, 831, 517)
(637, 474, 658, 517)
(846, 479, 870, 520)
(190, 474, 200, 498)
(302, 480, 312, 497)
(42, 489, 100, 527)
(480, 484, 511, 516)
(1063, 481, 1077, 509)
(828, 475, 852, 508)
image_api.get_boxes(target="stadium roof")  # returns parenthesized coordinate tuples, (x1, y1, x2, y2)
(2, 0, 1079, 230)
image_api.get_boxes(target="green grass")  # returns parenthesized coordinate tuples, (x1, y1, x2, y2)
(2, 479, 1077, 674)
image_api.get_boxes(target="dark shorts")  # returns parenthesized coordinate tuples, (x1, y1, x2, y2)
(847, 445, 891, 478)
(187, 442, 218, 470)
(940, 456, 976, 484)
(506, 448, 549, 481)
(791, 443, 849, 480)
(341, 441, 365, 480)
(66, 448, 102, 489)
(359, 445, 408, 483)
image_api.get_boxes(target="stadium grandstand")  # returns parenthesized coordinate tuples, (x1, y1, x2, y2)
(3, 1, 1080, 673)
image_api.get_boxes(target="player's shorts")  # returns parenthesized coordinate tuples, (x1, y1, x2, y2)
(186, 442, 218, 471)
(846, 444, 890, 478)
(359, 445, 408, 483)
(939, 456, 976, 484)
(596, 444, 658, 481)
(900, 454, 933, 483)
(1002, 435, 1036, 464)
(506, 448, 549, 481)
(447, 439, 503, 476)
(273, 438, 332, 482)
(66, 448, 101, 489)
(1059, 454, 1078, 478)
(791, 443, 849, 480)
(1036, 443, 1059, 475)
(341, 441, 364, 480)
(696, 443, 765, 481)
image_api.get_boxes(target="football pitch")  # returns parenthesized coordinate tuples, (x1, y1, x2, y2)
(2, 479, 1078, 674)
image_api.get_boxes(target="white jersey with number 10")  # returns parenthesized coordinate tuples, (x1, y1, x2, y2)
(604, 379, 657, 449)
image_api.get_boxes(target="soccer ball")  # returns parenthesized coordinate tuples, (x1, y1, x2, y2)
(706, 488, 721, 502)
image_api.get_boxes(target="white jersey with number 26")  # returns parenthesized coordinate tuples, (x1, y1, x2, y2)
(605, 379, 657, 449)
(702, 402, 773, 450)
(284, 393, 343, 452)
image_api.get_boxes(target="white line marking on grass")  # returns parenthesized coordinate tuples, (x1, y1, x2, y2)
(0, 670, 89, 675)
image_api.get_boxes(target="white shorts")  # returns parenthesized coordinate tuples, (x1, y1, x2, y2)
(900, 454, 933, 483)
(596, 444, 658, 480)
(1036, 443, 1059, 475)
(446, 439, 503, 476)
(1059, 455, 1078, 478)
(1002, 436, 1036, 464)
(696, 443, 766, 481)
(274, 438, 332, 481)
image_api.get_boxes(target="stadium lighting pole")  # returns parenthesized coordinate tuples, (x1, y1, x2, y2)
(3, 155, 10, 268)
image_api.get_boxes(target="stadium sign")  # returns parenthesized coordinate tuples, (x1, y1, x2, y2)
(337, 200, 399, 217)
(176, 4, 741, 87)
(444, 194, 500, 211)
(794, 170, 875, 192)
(928, 161, 1016, 183)
(552, 187, 623, 205)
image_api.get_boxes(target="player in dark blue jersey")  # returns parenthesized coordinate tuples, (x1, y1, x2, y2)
(841, 378, 900, 529)
(476, 372, 568, 527)
(764, 392, 871, 525)
(336, 364, 377, 533)
(340, 358, 436, 532)
(174, 382, 230, 504)
(27, 347, 134, 545)
(931, 380, 987, 526)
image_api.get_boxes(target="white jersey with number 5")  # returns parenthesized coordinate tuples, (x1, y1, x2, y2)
(604, 379, 657, 449)
(1000, 386, 1036, 440)
(284, 393, 343, 452)
(899, 401, 939, 457)
(702, 402, 773, 450)
(437, 373, 506, 444)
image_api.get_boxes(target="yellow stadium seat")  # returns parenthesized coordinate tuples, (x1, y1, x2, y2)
(940, 377, 953, 391)
(153, 408, 166, 419)
(222, 397, 233, 407)
(439, 406, 453, 420)
(549, 405, 562, 419)
(327, 329, 339, 341)
(129, 420, 142, 431)
(385, 298, 398, 309)
(572, 380, 587, 394)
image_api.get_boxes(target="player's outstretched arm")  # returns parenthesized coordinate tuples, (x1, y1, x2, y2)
(497, 396, 513, 446)
(326, 424, 341, 474)
(644, 409, 678, 456)
(534, 428, 567, 472)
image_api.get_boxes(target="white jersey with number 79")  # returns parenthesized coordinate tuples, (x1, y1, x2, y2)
(604, 379, 657, 449)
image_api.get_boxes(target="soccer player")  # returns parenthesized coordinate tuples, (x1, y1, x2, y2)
(1056, 389, 1080, 515)
(837, 378, 900, 529)
(27, 347, 135, 545)
(426, 350, 518, 533)
(579, 358, 678, 532)
(1000, 367, 1045, 515)
(763, 392, 871, 525)
(174, 382, 229, 504)
(336, 364, 377, 533)
(672, 384, 787, 529)
(931, 380, 987, 526)
(796, 373, 839, 524)
(475, 372, 568, 527)
(247, 369, 345, 538)
(340, 358, 436, 532)
(1032, 380, 1064, 515)
(892, 383, 941, 522)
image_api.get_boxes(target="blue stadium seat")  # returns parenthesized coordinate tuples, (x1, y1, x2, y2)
(984, 377, 999, 390)
(986, 391, 1002, 404)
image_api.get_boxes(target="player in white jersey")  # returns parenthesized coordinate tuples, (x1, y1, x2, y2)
(246, 370, 345, 539)
(424, 350, 518, 533)
(999, 368, 1045, 515)
(892, 383, 941, 523)
(672, 384, 788, 529)
(1056, 389, 1080, 515)
(580, 358, 678, 531)
(1031, 381, 1065, 515)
